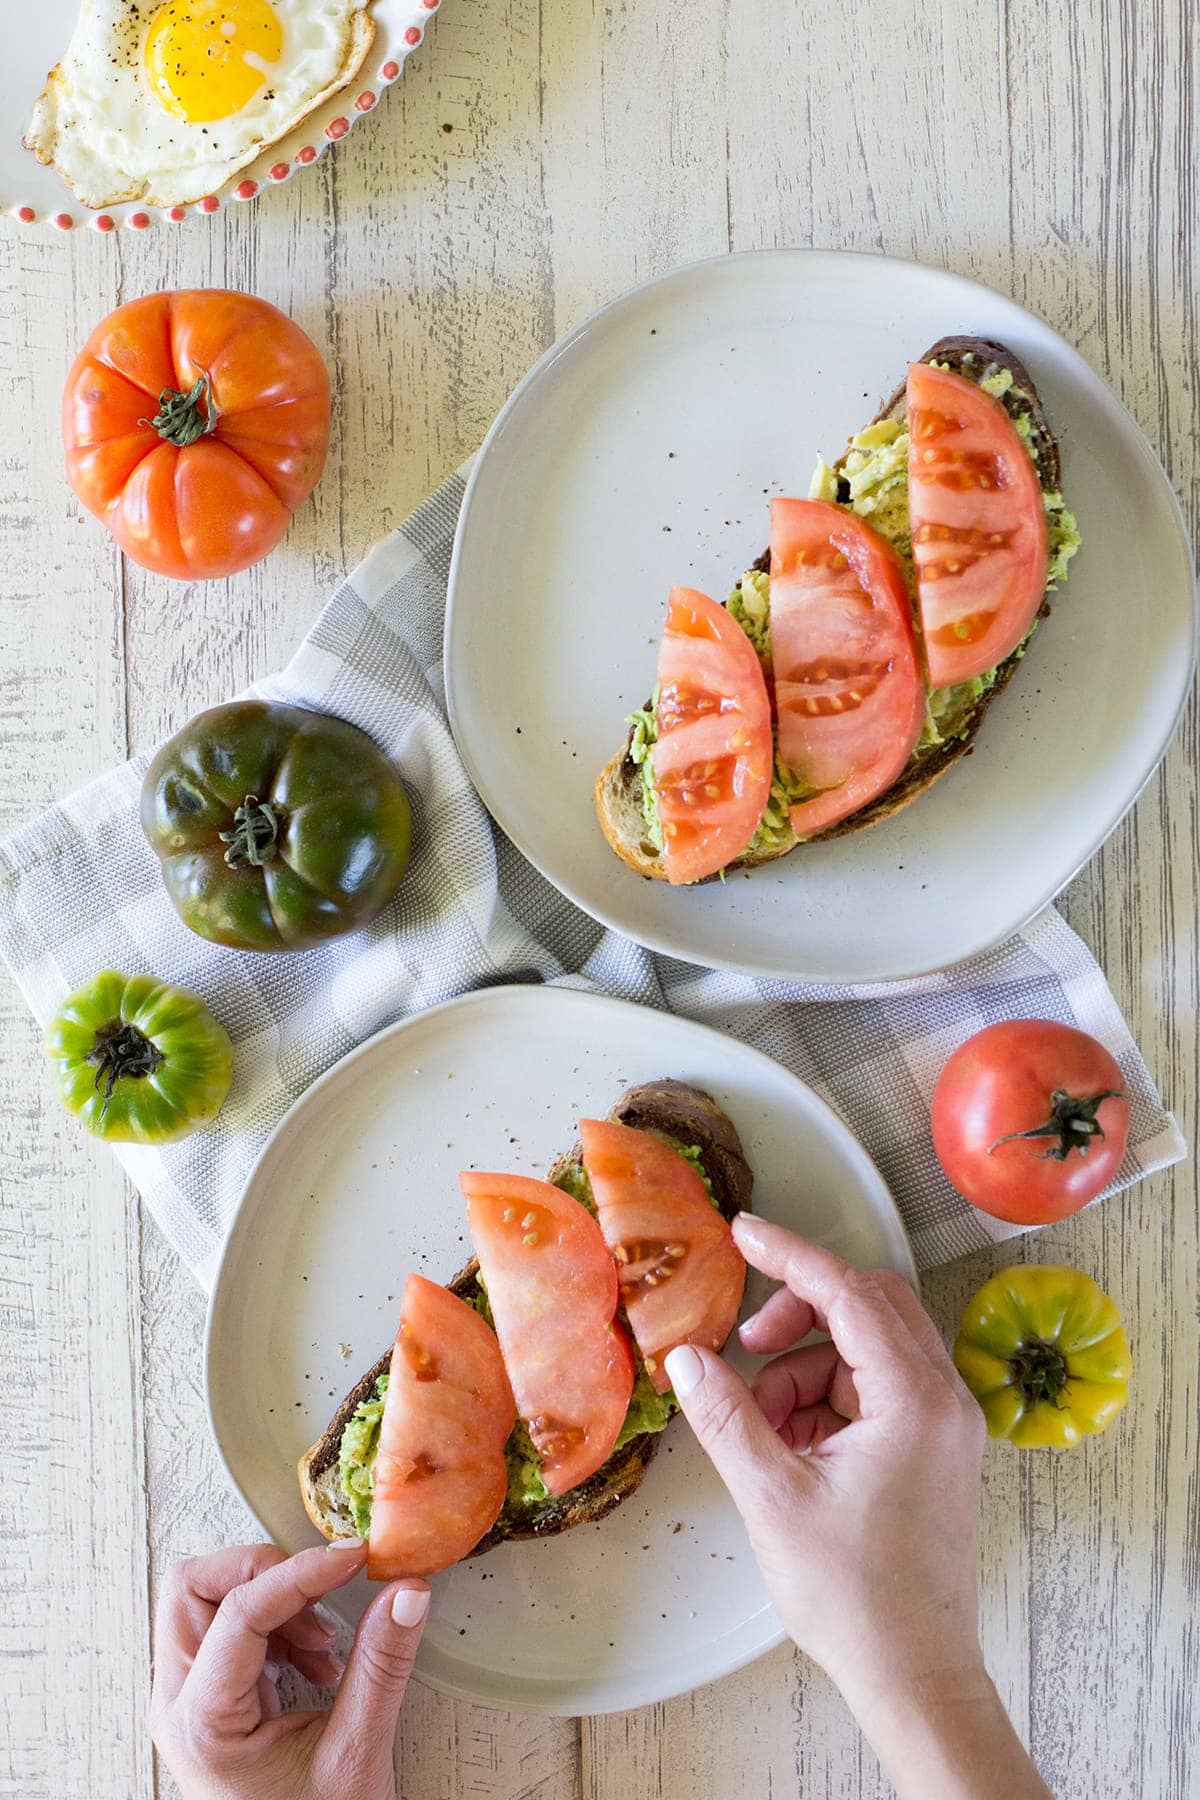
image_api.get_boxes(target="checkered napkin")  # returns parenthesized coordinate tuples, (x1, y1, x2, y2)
(0, 471, 1184, 1286)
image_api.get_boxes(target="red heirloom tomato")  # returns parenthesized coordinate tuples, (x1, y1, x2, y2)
(769, 498, 926, 837)
(368, 1275, 515, 1581)
(63, 289, 330, 580)
(651, 585, 773, 884)
(460, 1170, 634, 1496)
(579, 1117, 745, 1393)
(931, 1020, 1130, 1224)
(907, 361, 1049, 688)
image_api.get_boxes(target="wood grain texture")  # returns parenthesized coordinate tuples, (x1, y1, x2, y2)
(0, 0, 1196, 1796)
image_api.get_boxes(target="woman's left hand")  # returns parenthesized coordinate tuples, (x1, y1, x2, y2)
(150, 1540, 429, 1800)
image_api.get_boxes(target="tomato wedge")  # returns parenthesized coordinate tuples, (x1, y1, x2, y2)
(579, 1120, 746, 1395)
(907, 361, 1049, 687)
(368, 1274, 514, 1581)
(460, 1171, 634, 1496)
(769, 499, 925, 836)
(650, 585, 773, 884)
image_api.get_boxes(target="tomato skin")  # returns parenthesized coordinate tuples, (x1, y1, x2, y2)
(931, 1020, 1130, 1224)
(460, 1171, 634, 1496)
(368, 1274, 515, 1580)
(651, 586, 773, 884)
(953, 1265, 1131, 1448)
(44, 970, 233, 1144)
(769, 499, 925, 836)
(907, 361, 1049, 687)
(141, 701, 412, 953)
(579, 1119, 746, 1394)
(63, 290, 330, 580)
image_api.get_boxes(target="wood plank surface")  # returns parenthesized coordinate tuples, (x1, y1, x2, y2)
(0, 1, 1196, 1796)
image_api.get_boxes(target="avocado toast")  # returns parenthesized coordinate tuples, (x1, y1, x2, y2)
(596, 334, 1082, 880)
(298, 1078, 752, 1554)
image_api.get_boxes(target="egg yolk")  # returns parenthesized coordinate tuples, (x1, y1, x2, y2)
(144, 0, 283, 123)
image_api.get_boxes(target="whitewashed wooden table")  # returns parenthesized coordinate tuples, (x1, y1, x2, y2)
(1, 3, 1196, 1796)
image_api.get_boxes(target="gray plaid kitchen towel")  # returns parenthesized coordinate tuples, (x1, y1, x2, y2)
(0, 471, 1185, 1284)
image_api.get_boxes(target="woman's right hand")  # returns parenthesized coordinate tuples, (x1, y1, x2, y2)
(665, 1213, 986, 1698)
(663, 1216, 1051, 1800)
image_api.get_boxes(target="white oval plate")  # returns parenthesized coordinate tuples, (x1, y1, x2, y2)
(3, 0, 438, 232)
(205, 983, 914, 1715)
(445, 251, 1197, 985)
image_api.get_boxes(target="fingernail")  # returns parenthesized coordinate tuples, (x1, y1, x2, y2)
(391, 1584, 431, 1628)
(326, 1536, 366, 1553)
(313, 1604, 339, 1639)
(738, 1308, 762, 1341)
(665, 1344, 705, 1397)
(263, 1658, 281, 1683)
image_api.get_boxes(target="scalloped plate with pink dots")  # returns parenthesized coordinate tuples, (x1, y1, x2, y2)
(2, 0, 440, 234)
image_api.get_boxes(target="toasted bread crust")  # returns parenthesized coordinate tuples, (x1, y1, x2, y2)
(595, 334, 1062, 879)
(299, 1079, 751, 1555)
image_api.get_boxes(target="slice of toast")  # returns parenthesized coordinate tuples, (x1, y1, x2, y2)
(596, 335, 1064, 880)
(297, 1078, 752, 1556)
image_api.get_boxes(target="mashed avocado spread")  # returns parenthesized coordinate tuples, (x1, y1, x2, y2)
(631, 358, 1082, 864)
(336, 1142, 712, 1530)
(339, 1374, 389, 1538)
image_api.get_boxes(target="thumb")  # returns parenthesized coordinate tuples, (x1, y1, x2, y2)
(665, 1344, 798, 1529)
(318, 1580, 430, 1785)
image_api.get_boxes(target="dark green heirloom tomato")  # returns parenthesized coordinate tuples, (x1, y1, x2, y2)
(140, 701, 412, 953)
(45, 971, 233, 1144)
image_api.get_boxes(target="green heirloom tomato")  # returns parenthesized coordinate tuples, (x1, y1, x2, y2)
(953, 1264, 1131, 1449)
(141, 701, 412, 953)
(46, 971, 233, 1144)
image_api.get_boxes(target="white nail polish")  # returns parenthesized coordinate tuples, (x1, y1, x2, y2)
(326, 1536, 366, 1553)
(738, 1309, 762, 1340)
(391, 1586, 431, 1628)
(664, 1344, 704, 1397)
(263, 1658, 281, 1683)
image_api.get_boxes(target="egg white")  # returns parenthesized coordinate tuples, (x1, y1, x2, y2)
(25, 0, 376, 209)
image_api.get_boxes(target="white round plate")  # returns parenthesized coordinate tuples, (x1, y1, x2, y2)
(3, 0, 438, 232)
(445, 250, 1197, 985)
(205, 983, 914, 1715)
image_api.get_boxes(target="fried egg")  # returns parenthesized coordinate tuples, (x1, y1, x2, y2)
(25, 0, 376, 209)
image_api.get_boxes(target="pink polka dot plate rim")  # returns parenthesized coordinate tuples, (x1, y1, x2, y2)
(2, 0, 441, 233)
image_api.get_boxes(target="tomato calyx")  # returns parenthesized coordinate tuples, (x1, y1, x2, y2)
(145, 370, 218, 448)
(989, 1087, 1127, 1162)
(219, 794, 284, 869)
(85, 1020, 165, 1113)
(1006, 1336, 1070, 1409)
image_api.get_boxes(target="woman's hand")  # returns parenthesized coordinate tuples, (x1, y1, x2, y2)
(665, 1214, 985, 1698)
(150, 1539, 429, 1800)
(664, 1216, 1051, 1800)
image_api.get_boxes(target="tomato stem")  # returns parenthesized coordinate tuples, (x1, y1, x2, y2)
(1007, 1336, 1070, 1408)
(145, 370, 217, 448)
(220, 795, 284, 869)
(989, 1088, 1125, 1161)
(86, 1022, 165, 1116)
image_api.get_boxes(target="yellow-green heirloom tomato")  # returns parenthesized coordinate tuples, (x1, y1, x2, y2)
(953, 1264, 1132, 1450)
(45, 970, 233, 1144)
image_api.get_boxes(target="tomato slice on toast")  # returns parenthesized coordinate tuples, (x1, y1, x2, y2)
(368, 1273, 515, 1580)
(907, 361, 1049, 687)
(579, 1119, 746, 1395)
(650, 585, 773, 884)
(769, 498, 925, 836)
(460, 1171, 634, 1496)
